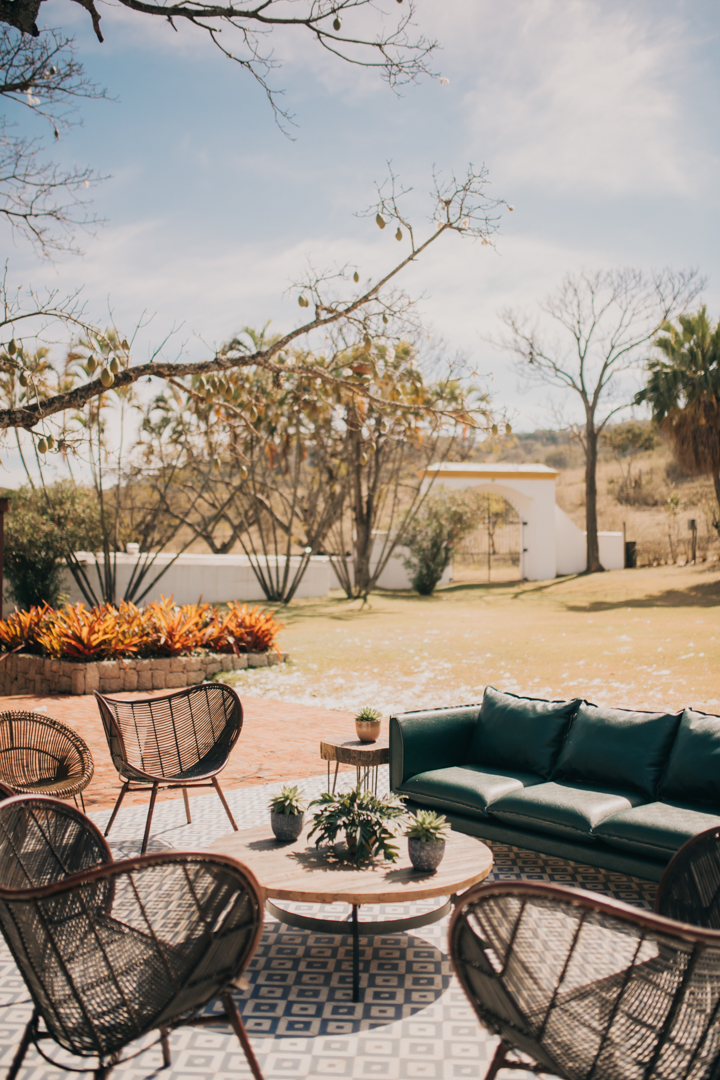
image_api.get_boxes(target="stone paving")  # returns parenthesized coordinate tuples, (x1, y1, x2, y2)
(0, 768, 657, 1080)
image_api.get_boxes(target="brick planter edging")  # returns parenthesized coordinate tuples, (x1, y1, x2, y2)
(0, 650, 289, 697)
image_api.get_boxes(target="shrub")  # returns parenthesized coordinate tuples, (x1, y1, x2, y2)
(4, 482, 102, 610)
(0, 596, 284, 661)
(402, 490, 482, 595)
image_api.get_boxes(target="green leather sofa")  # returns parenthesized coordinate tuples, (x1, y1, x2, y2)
(389, 686, 720, 881)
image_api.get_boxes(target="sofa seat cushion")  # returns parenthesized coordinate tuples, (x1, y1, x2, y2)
(660, 708, 720, 807)
(468, 687, 579, 779)
(552, 702, 681, 800)
(594, 801, 720, 862)
(489, 782, 645, 843)
(400, 765, 544, 819)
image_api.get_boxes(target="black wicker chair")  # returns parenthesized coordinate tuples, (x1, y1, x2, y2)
(0, 710, 94, 810)
(655, 826, 720, 930)
(95, 683, 242, 853)
(450, 879, 720, 1080)
(0, 795, 264, 1080)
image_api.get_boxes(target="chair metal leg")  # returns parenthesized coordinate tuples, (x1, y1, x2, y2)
(94, 1050, 120, 1080)
(160, 1028, 171, 1068)
(485, 1041, 510, 1080)
(104, 783, 129, 837)
(141, 783, 159, 855)
(221, 992, 263, 1080)
(182, 787, 192, 824)
(7, 1013, 36, 1080)
(212, 777, 238, 831)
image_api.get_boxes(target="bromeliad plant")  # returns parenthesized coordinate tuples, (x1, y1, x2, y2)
(0, 596, 284, 661)
(308, 786, 407, 867)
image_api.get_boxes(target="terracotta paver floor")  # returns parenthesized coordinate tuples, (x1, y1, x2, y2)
(1, 692, 355, 813)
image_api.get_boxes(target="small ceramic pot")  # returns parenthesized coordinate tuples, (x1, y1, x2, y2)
(408, 837, 446, 872)
(355, 718, 381, 743)
(271, 810, 304, 842)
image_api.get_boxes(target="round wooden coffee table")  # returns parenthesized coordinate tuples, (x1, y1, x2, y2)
(207, 824, 493, 1000)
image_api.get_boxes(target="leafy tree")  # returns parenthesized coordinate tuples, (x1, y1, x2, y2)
(635, 306, 720, 530)
(0, 166, 506, 433)
(602, 421, 657, 505)
(402, 489, 482, 596)
(3, 480, 102, 609)
(499, 268, 703, 572)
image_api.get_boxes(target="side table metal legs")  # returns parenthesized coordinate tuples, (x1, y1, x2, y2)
(265, 896, 454, 1003)
(326, 760, 380, 796)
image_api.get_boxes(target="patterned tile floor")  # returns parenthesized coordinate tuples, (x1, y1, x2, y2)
(0, 771, 657, 1080)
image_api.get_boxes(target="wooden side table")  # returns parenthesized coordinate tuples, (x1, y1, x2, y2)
(320, 738, 389, 795)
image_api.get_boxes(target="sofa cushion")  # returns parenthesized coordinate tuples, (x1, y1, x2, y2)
(659, 708, 720, 807)
(489, 781, 645, 843)
(552, 702, 680, 800)
(594, 801, 720, 862)
(400, 765, 543, 819)
(468, 687, 579, 779)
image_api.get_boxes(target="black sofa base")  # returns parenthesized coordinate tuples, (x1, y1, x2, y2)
(404, 799, 667, 882)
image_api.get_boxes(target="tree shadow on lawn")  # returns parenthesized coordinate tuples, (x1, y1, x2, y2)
(564, 577, 720, 611)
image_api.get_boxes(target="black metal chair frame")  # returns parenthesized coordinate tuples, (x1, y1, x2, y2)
(655, 825, 720, 929)
(0, 710, 94, 810)
(95, 684, 242, 853)
(450, 878, 720, 1080)
(0, 795, 264, 1080)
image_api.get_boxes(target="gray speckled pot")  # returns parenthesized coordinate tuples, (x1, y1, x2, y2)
(408, 837, 446, 872)
(271, 811, 305, 842)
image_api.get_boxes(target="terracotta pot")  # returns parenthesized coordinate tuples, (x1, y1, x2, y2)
(355, 718, 381, 743)
(408, 837, 445, 872)
(271, 810, 304, 842)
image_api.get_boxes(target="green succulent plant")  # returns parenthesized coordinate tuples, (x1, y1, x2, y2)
(405, 810, 451, 843)
(269, 784, 307, 816)
(308, 785, 406, 866)
(355, 706, 381, 722)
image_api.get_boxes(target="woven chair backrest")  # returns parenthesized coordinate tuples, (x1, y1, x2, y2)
(656, 827, 720, 930)
(0, 795, 111, 888)
(0, 711, 92, 789)
(450, 881, 720, 1080)
(0, 851, 263, 1059)
(95, 684, 242, 779)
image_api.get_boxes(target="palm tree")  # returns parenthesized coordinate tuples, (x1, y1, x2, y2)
(635, 306, 720, 528)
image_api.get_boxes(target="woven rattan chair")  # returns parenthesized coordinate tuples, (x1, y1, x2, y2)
(655, 825, 720, 929)
(95, 683, 242, 853)
(450, 879, 720, 1080)
(0, 710, 94, 810)
(0, 794, 264, 1080)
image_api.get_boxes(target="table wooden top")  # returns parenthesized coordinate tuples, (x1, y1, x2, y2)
(207, 824, 493, 905)
(320, 738, 390, 765)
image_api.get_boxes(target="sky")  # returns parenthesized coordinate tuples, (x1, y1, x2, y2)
(5, 0, 720, 461)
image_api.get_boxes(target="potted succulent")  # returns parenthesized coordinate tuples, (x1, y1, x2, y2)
(308, 785, 407, 867)
(269, 784, 307, 842)
(355, 705, 382, 743)
(406, 810, 451, 872)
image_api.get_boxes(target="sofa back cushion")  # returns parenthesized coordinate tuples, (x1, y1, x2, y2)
(660, 708, 720, 807)
(552, 702, 681, 800)
(468, 687, 578, 779)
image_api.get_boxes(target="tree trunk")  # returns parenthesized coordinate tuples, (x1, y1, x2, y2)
(712, 467, 720, 534)
(585, 426, 604, 573)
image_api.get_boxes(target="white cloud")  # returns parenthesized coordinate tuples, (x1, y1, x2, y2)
(421, 0, 715, 196)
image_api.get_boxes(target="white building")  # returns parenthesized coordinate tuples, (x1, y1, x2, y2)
(422, 462, 624, 581)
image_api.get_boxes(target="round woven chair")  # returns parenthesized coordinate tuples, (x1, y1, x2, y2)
(655, 825, 720, 929)
(0, 711, 94, 811)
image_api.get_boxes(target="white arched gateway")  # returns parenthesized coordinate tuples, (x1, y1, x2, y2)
(422, 463, 624, 581)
